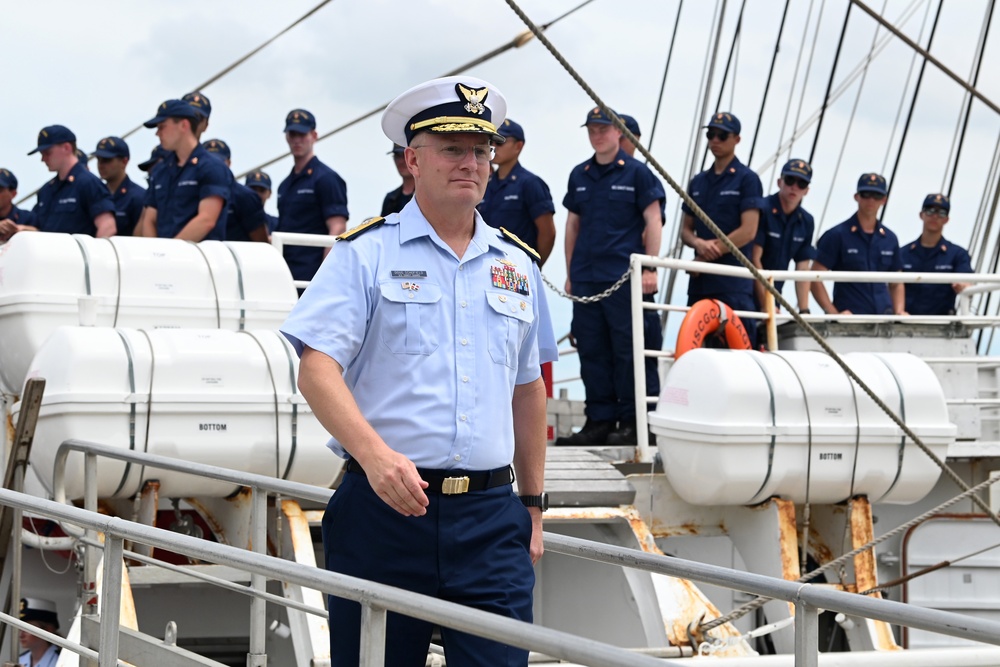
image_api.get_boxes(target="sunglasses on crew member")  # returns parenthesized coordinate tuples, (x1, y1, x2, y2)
(782, 176, 810, 190)
(922, 207, 948, 218)
(705, 129, 730, 142)
(858, 191, 886, 200)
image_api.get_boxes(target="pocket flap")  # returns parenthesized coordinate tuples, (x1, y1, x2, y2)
(485, 292, 534, 323)
(379, 281, 442, 304)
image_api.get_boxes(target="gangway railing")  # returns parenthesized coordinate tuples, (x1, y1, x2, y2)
(22, 440, 1000, 667)
(626, 254, 1000, 462)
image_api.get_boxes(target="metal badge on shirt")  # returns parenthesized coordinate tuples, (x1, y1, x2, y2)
(491, 260, 529, 296)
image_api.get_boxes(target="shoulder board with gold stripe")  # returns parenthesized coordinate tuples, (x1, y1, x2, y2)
(337, 216, 385, 241)
(499, 227, 540, 263)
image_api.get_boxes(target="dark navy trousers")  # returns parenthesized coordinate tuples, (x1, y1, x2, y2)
(643, 294, 662, 399)
(323, 470, 534, 666)
(571, 280, 638, 422)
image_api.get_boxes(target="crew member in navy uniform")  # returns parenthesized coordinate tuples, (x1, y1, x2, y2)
(138, 99, 230, 241)
(18, 597, 60, 667)
(681, 112, 763, 345)
(276, 109, 349, 284)
(201, 139, 269, 243)
(615, 113, 664, 400)
(245, 170, 279, 233)
(752, 159, 816, 319)
(93, 136, 146, 236)
(559, 107, 664, 447)
(12, 125, 116, 238)
(811, 173, 906, 315)
(0, 169, 36, 240)
(900, 193, 972, 315)
(380, 144, 414, 216)
(478, 118, 556, 265)
(281, 75, 555, 667)
(137, 146, 167, 176)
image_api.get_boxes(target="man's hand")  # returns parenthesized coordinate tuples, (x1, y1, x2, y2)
(358, 449, 429, 517)
(641, 270, 657, 294)
(527, 507, 543, 564)
(694, 237, 723, 261)
(0, 219, 19, 241)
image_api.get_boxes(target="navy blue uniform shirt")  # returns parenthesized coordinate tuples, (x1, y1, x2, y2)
(380, 185, 413, 217)
(276, 155, 349, 282)
(754, 192, 816, 293)
(683, 156, 763, 297)
(32, 161, 115, 235)
(1, 204, 35, 228)
(225, 181, 268, 242)
(479, 162, 555, 251)
(815, 214, 902, 314)
(900, 236, 972, 315)
(110, 175, 146, 236)
(563, 149, 664, 282)
(265, 212, 279, 234)
(147, 145, 230, 240)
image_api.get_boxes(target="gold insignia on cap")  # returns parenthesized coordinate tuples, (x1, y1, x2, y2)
(456, 83, 488, 115)
(41, 130, 48, 137)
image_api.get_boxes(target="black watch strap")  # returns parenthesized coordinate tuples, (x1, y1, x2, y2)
(519, 493, 548, 511)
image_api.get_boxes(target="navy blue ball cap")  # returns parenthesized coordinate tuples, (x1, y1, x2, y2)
(138, 146, 168, 172)
(93, 136, 130, 159)
(144, 99, 200, 128)
(781, 159, 812, 183)
(201, 138, 231, 160)
(245, 170, 272, 190)
(382, 76, 507, 146)
(0, 168, 17, 189)
(620, 114, 640, 136)
(705, 112, 741, 135)
(284, 109, 316, 133)
(923, 193, 950, 212)
(499, 118, 525, 142)
(28, 125, 76, 155)
(857, 172, 888, 195)
(388, 143, 405, 155)
(183, 91, 211, 119)
(582, 106, 618, 127)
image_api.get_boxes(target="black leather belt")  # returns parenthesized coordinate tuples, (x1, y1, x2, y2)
(345, 459, 514, 494)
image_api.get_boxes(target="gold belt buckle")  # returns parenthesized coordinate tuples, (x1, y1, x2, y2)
(441, 476, 470, 495)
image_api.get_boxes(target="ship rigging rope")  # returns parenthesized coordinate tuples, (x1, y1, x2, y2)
(815, 0, 887, 236)
(746, 0, 791, 165)
(859, 538, 1000, 597)
(808, 2, 851, 165)
(700, 473, 1000, 633)
(234, 0, 596, 180)
(500, 0, 1000, 570)
(881, 0, 932, 175)
(645, 0, 684, 156)
(783, 0, 824, 163)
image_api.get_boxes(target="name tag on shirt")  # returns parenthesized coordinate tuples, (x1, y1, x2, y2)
(178, 180, 198, 187)
(847, 248, 859, 254)
(768, 231, 781, 238)
(297, 189, 314, 195)
(719, 190, 740, 196)
(503, 195, 519, 201)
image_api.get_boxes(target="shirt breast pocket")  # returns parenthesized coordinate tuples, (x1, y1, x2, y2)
(879, 251, 895, 268)
(485, 292, 534, 368)
(608, 188, 636, 213)
(378, 281, 442, 355)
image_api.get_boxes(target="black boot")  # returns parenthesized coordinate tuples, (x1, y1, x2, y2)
(606, 420, 638, 446)
(553, 419, 615, 446)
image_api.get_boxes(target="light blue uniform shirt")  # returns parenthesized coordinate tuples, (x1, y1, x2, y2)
(20, 644, 59, 666)
(281, 199, 557, 470)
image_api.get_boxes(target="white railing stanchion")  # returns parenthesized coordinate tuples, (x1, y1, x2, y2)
(248, 485, 269, 667)
(794, 600, 820, 667)
(84, 452, 100, 616)
(98, 535, 124, 667)
(360, 602, 388, 667)
(631, 256, 651, 463)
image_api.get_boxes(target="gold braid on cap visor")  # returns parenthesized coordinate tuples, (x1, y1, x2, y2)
(409, 116, 498, 135)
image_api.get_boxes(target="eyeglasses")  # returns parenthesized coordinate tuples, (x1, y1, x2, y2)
(923, 207, 948, 218)
(705, 129, 730, 142)
(411, 144, 494, 164)
(782, 176, 810, 190)
(858, 191, 886, 200)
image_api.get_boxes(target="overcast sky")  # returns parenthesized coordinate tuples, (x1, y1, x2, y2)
(4, 0, 999, 394)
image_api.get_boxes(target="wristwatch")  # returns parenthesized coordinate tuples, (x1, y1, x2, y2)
(519, 493, 549, 512)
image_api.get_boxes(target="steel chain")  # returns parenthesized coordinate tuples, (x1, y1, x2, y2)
(540, 268, 634, 303)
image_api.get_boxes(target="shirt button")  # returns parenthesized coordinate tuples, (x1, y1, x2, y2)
(454, 455, 461, 461)
(462, 376, 469, 383)
(460, 414, 468, 422)
(461, 301, 467, 308)
(461, 338, 468, 345)
(459, 265, 465, 271)
(408, 293, 415, 299)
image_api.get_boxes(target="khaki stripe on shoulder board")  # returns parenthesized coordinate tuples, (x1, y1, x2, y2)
(337, 216, 385, 241)
(499, 227, 540, 263)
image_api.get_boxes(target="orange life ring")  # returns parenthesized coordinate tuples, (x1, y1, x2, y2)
(675, 299, 752, 359)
